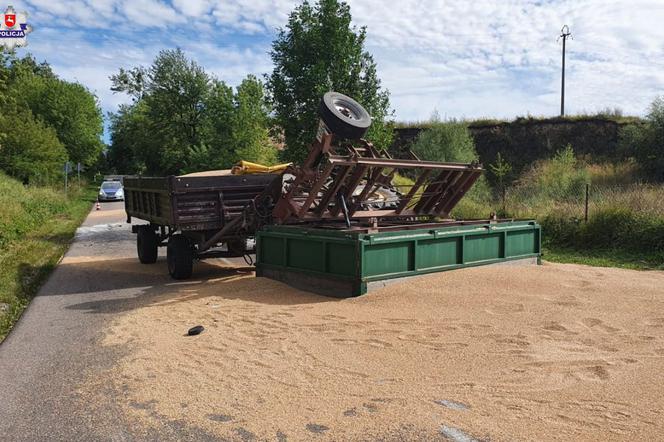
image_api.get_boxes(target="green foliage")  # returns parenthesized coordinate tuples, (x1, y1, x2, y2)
(623, 97, 664, 181)
(232, 75, 279, 165)
(393, 114, 644, 185)
(6, 55, 103, 166)
(267, 0, 392, 163)
(0, 52, 103, 181)
(411, 119, 478, 163)
(513, 144, 589, 202)
(616, 123, 643, 159)
(108, 102, 153, 174)
(0, 106, 67, 184)
(109, 50, 278, 175)
(489, 152, 512, 213)
(489, 152, 512, 182)
(543, 247, 663, 271)
(542, 208, 664, 259)
(202, 79, 236, 168)
(184, 144, 213, 174)
(110, 49, 212, 174)
(0, 172, 96, 340)
(37, 81, 103, 166)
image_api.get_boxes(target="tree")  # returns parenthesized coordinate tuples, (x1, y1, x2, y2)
(145, 49, 210, 150)
(267, 0, 392, 163)
(201, 79, 236, 168)
(631, 97, 664, 181)
(0, 106, 67, 184)
(232, 75, 278, 165)
(108, 102, 155, 174)
(6, 55, 103, 167)
(0, 52, 103, 181)
(411, 118, 478, 163)
(27, 79, 103, 166)
(489, 152, 512, 213)
(110, 49, 211, 174)
(109, 50, 278, 175)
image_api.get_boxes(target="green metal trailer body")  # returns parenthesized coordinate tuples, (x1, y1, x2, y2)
(256, 220, 541, 297)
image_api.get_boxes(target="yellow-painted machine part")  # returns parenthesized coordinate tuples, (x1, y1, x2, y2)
(231, 160, 292, 175)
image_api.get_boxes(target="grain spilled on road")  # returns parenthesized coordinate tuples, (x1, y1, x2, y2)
(93, 261, 664, 441)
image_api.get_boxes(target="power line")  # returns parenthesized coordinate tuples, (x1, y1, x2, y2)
(558, 25, 572, 116)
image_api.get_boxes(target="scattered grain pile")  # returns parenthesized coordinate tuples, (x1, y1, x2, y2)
(94, 261, 664, 441)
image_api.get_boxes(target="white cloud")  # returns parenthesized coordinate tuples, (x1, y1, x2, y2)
(9, 0, 664, 124)
(172, 0, 213, 17)
(345, 0, 664, 119)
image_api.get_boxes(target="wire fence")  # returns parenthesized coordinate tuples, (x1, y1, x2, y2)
(504, 183, 664, 221)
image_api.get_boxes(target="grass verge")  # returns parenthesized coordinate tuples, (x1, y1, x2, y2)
(0, 177, 96, 342)
(543, 246, 664, 271)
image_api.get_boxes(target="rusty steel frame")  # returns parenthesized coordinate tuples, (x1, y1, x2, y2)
(271, 132, 483, 225)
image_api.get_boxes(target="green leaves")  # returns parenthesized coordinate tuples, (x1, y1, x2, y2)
(267, 0, 392, 163)
(0, 106, 67, 184)
(0, 53, 101, 183)
(489, 152, 512, 180)
(411, 120, 478, 164)
(109, 51, 278, 175)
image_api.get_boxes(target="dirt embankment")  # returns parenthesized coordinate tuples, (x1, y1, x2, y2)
(90, 261, 664, 441)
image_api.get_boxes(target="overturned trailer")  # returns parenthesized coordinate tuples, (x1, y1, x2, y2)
(124, 92, 540, 296)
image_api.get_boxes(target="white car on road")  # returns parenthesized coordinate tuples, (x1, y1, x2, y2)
(98, 181, 124, 201)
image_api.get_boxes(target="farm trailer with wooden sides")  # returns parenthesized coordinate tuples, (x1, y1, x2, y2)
(123, 173, 278, 279)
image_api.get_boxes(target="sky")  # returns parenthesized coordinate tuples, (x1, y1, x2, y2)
(5, 0, 664, 138)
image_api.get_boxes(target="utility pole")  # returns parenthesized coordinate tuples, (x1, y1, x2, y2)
(558, 25, 572, 116)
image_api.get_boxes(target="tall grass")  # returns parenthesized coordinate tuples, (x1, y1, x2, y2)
(442, 148, 664, 267)
(0, 173, 95, 340)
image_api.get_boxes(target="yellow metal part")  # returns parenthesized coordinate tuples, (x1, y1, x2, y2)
(231, 160, 291, 175)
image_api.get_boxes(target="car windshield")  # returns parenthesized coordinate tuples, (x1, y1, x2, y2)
(101, 182, 122, 191)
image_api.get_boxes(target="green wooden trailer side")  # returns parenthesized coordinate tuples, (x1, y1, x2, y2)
(256, 220, 541, 297)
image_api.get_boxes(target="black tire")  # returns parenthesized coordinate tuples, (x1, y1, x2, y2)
(167, 235, 194, 280)
(319, 92, 371, 140)
(226, 237, 247, 257)
(137, 226, 158, 264)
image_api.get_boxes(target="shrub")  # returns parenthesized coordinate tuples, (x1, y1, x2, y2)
(0, 107, 67, 184)
(542, 208, 664, 258)
(628, 96, 664, 181)
(511, 145, 589, 204)
(411, 118, 478, 164)
(0, 173, 70, 247)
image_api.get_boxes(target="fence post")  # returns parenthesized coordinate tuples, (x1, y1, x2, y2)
(584, 183, 589, 222)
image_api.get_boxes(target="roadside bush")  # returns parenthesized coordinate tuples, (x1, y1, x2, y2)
(0, 173, 69, 247)
(409, 118, 493, 218)
(542, 208, 664, 258)
(511, 145, 589, 206)
(616, 124, 643, 159)
(0, 107, 67, 184)
(540, 214, 582, 246)
(624, 96, 664, 181)
(411, 118, 478, 164)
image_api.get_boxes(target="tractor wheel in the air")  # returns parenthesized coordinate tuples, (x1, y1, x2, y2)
(318, 92, 372, 140)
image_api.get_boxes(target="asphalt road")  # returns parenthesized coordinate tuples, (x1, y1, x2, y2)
(0, 202, 238, 441)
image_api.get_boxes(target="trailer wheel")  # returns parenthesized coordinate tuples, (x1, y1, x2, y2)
(319, 92, 371, 140)
(167, 235, 194, 280)
(137, 226, 158, 264)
